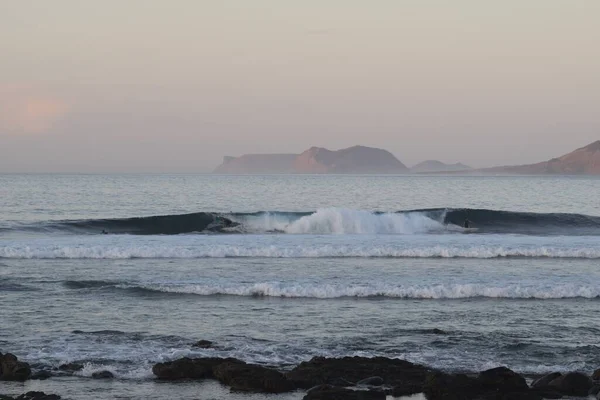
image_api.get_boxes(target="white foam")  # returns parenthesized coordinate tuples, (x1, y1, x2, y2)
(131, 282, 600, 299)
(283, 208, 447, 234)
(229, 208, 451, 234)
(2, 243, 600, 259)
(7, 242, 600, 259)
(74, 362, 154, 380)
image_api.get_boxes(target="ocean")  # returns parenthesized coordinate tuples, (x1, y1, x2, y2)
(1, 174, 600, 399)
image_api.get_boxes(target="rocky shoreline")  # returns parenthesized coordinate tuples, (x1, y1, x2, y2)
(3, 351, 600, 399)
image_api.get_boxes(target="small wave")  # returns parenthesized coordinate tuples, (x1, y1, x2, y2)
(63, 280, 121, 289)
(107, 282, 600, 299)
(0, 278, 36, 292)
(2, 244, 600, 259)
(72, 329, 128, 335)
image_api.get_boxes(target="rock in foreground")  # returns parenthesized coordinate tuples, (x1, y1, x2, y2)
(303, 385, 385, 400)
(0, 353, 31, 381)
(153, 357, 294, 393)
(213, 361, 294, 393)
(424, 368, 551, 400)
(152, 357, 241, 380)
(286, 356, 430, 389)
(547, 372, 593, 396)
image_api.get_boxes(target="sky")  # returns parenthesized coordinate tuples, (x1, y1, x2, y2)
(1, 0, 599, 172)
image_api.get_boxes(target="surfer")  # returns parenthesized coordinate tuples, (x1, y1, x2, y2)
(101, 229, 108, 234)
(463, 219, 470, 228)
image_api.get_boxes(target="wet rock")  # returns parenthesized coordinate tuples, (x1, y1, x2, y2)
(14, 392, 61, 400)
(498, 392, 542, 400)
(590, 384, 600, 395)
(547, 371, 593, 396)
(91, 370, 114, 379)
(424, 369, 538, 400)
(285, 356, 430, 389)
(423, 371, 482, 400)
(328, 377, 355, 386)
(152, 357, 243, 380)
(357, 376, 384, 386)
(192, 340, 214, 349)
(478, 367, 528, 391)
(527, 387, 563, 399)
(388, 383, 422, 397)
(303, 385, 385, 400)
(593, 368, 600, 381)
(212, 361, 294, 393)
(530, 372, 561, 388)
(57, 363, 83, 372)
(0, 353, 31, 381)
(30, 370, 53, 380)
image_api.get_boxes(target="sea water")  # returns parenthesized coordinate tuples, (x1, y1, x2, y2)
(1, 174, 600, 399)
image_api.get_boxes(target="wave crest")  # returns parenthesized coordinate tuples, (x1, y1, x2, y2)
(64, 281, 600, 299)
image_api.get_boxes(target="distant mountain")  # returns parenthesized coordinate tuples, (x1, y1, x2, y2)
(213, 145, 409, 174)
(482, 140, 600, 175)
(411, 160, 472, 173)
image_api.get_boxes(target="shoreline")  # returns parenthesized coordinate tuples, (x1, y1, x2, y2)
(2, 352, 599, 400)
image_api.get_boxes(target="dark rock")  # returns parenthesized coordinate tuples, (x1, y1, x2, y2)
(594, 368, 600, 381)
(530, 372, 561, 388)
(423, 371, 483, 400)
(478, 367, 528, 391)
(192, 340, 214, 349)
(14, 392, 61, 400)
(500, 392, 543, 400)
(430, 328, 447, 335)
(389, 383, 422, 396)
(30, 370, 53, 380)
(285, 356, 430, 389)
(528, 387, 563, 399)
(328, 377, 355, 386)
(212, 361, 294, 393)
(0, 395, 14, 400)
(548, 371, 592, 396)
(590, 384, 600, 395)
(303, 385, 385, 400)
(357, 376, 384, 386)
(152, 357, 242, 380)
(57, 363, 83, 372)
(91, 370, 114, 379)
(0, 353, 31, 381)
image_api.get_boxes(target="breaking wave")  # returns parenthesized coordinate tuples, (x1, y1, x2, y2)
(2, 207, 600, 236)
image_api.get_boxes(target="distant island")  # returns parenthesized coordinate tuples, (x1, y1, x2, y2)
(213, 140, 600, 175)
(214, 145, 409, 174)
(478, 140, 600, 175)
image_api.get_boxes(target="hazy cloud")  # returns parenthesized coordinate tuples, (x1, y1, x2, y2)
(0, 84, 70, 135)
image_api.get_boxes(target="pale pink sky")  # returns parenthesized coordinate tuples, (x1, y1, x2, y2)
(1, 1, 599, 172)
